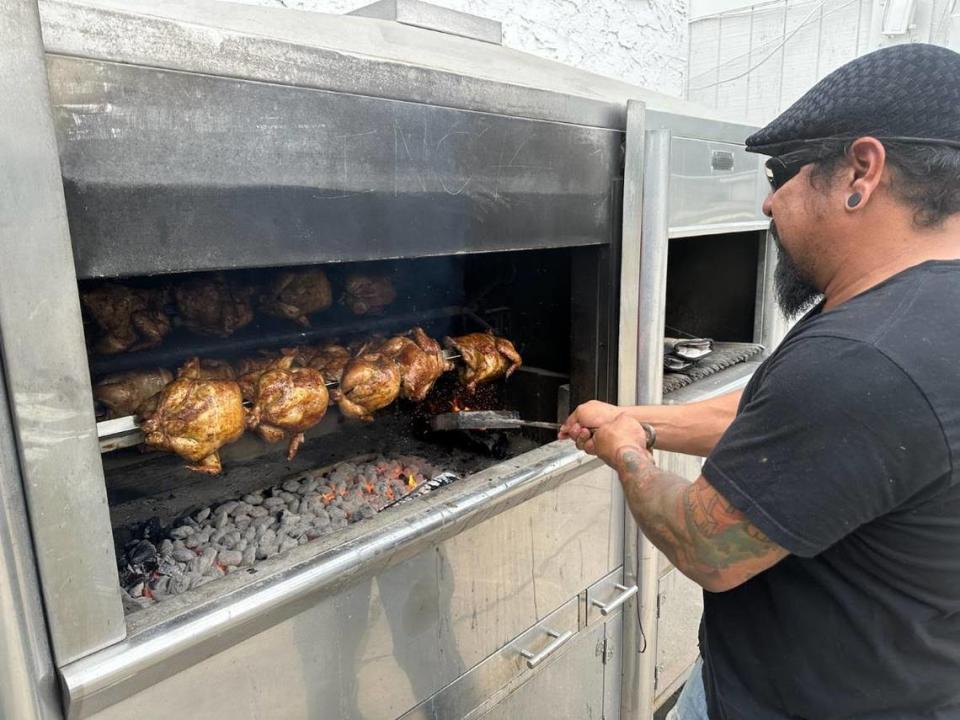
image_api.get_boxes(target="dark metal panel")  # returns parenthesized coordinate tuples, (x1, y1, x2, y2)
(48, 57, 620, 278)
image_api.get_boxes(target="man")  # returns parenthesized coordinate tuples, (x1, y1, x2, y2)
(561, 44, 960, 719)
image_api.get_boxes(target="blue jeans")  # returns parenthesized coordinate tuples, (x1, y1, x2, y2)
(666, 657, 709, 720)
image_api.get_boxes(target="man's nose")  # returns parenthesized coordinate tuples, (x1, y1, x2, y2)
(762, 193, 773, 217)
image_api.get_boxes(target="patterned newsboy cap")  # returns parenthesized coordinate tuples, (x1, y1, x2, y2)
(746, 43, 960, 156)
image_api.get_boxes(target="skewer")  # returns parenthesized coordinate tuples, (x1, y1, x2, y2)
(97, 351, 466, 452)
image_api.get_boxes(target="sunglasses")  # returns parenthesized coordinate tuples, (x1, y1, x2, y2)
(764, 151, 824, 192)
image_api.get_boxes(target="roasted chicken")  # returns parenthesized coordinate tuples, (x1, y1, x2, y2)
(140, 358, 246, 474)
(341, 275, 397, 315)
(93, 368, 173, 419)
(195, 359, 236, 380)
(379, 327, 454, 401)
(245, 355, 330, 459)
(260, 269, 332, 326)
(174, 274, 254, 337)
(81, 284, 171, 354)
(306, 343, 352, 385)
(443, 331, 522, 392)
(231, 355, 277, 401)
(332, 352, 401, 422)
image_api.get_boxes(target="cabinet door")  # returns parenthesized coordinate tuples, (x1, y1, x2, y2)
(478, 621, 606, 720)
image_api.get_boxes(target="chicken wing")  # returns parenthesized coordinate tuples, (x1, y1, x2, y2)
(174, 274, 254, 337)
(93, 368, 173, 419)
(379, 327, 454, 401)
(443, 331, 522, 392)
(245, 355, 330, 459)
(332, 352, 401, 422)
(341, 275, 397, 315)
(260, 269, 332, 326)
(140, 358, 246, 474)
(81, 284, 171, 354)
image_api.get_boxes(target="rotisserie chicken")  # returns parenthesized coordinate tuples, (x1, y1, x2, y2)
(260, 269, 332, 326)
(81, 284, 171, 354)
(306, 343, 352, 385)
(332, 352, 401, 422)
(93, 368, 173, 419)
(341, 275, 397, 315)
(443, 331, 522, 392)
(245, 355, 330, 459)
(195, 359, 236, 380)
(140, 358, 246, 474)
(379, 327, 454, 401)
(232, 355, 278, 401)
(174, 274, 254, 337)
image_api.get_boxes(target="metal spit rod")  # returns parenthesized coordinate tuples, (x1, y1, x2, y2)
(96, 351, 464, 451)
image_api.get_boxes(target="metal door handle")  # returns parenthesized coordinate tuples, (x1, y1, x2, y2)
(519, 628, 575, 669)
(591, 583, 639, 616)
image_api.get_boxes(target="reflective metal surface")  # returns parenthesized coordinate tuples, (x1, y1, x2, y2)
(667, 138, 766, 237)
(587, 567, 636, 627)
(399, 596, 580, 720)
(623, 127, 673, 720)
(61, 444, 611, 719)
(49, 56, 620, 278)
(0, 351, 61, 717)
(476, 619, 607, 720)
(618, 99, 646, 720)
(755, 229, 794, 351)
(0, 0, 124, 665)
(349, 0, 503, 45)
(654, 569, 703, 708)
(38, 0, 739, 133)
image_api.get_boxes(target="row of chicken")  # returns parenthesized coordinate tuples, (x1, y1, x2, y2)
(94, 329, 522, 474)
(81, 269, 397, 354)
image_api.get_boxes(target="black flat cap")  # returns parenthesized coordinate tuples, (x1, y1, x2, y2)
(746, 43, 960, 156)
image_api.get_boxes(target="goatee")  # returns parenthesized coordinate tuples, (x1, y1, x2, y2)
(771, 222, 821, 318)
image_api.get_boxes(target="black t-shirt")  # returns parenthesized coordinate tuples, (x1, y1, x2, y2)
(700, 260, 960, 720)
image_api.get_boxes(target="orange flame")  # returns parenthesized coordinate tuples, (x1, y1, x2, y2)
(406, 474, 417, 489)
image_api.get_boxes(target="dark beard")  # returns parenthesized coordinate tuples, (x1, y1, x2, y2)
(771, 222, 821, 318)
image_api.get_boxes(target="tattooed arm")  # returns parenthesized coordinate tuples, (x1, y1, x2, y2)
(593, 415, 788, 592)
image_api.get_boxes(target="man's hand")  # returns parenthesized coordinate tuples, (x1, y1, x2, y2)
(558, 400, 621, 447)
(589, 414, 654, 470)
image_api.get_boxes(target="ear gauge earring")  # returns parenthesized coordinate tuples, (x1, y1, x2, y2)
(847, 192, 862, 208)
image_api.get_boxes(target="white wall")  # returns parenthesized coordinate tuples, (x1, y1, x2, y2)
(688, 0, 960, 125)
(226, 0, 690, 97)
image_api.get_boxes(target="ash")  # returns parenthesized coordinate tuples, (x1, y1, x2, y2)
(119, 455, 438, 610)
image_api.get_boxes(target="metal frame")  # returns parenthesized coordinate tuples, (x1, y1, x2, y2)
(0, 357, 61, 719)
(0, 0, 124, 667)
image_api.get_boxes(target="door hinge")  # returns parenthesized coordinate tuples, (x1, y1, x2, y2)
(596, 635, 608, 664)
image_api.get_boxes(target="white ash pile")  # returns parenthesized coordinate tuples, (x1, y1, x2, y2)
(119, 455, 438, 610)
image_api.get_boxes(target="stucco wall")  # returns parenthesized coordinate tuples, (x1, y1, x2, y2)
(226, 0, 689, 97)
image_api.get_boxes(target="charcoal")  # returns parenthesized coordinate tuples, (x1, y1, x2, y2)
(128, 540, 157, 565)
(194, 507, 211, 523)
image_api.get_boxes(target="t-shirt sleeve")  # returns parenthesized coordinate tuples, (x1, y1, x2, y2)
(702, 335, 951, 557)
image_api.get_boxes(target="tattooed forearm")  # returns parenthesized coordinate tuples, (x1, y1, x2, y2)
(614, 446, 787, 592)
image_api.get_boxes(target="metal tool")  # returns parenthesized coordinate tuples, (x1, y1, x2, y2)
(429, 410, 561, 432)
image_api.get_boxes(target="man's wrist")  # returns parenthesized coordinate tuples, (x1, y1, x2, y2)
(614, 444, 655, 479)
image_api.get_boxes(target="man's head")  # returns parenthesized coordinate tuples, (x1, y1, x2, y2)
(745, 44, 960, 316)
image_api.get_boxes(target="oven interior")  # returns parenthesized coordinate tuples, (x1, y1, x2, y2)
(80, 246, 614, 612)
(662, 231, 764, 395)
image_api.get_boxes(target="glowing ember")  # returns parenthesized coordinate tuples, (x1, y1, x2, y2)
(118, 454, 442, 610)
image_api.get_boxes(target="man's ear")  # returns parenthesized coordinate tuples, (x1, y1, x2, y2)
(844, 137, 886, 211)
